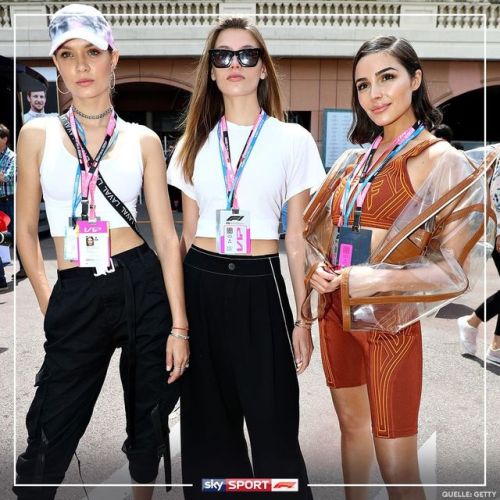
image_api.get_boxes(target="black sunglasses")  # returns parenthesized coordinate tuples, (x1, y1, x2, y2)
(209, 48, 263, 68)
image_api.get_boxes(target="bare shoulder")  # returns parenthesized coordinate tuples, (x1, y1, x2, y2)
(134, 123, 162, 149)
(413, 134, 455, 170)
(19, 116, 50, 141)
(18, 117, 53, 157)
(130, 124, 164, 169)
(427, 137, 455, 162)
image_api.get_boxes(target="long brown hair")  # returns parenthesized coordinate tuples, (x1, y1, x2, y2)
(348, 36, 442, 145)
(178, 17, 285, 182)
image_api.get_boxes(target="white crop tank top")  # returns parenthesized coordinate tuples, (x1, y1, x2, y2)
(40, 117, 144, 237)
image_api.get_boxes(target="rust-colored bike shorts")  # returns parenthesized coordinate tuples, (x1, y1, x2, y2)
(319, 291, 422, 439)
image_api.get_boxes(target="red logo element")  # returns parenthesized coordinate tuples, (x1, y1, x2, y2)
(273, 482, 296, 489)
(271, 479, 299, 492)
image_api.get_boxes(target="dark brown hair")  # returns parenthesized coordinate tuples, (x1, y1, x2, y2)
(0, 124, 10, 141)
(27, 89, 47, 98)
(177, 17, 284, 182)
(348, 36, 442, 145)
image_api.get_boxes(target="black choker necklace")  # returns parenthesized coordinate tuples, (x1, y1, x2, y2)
(72, 105, 113, 120)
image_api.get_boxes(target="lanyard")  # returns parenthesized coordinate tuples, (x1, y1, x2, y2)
(339, 122, 424, 229)
(63, 107, 118, 222)
(217, 110, 267, 209)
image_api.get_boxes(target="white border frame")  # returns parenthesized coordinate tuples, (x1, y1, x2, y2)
(12, 9, 489, 492)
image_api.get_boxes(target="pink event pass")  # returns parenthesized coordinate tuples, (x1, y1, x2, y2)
(337, 243, 353, 268)
(76, 220, 110, 267)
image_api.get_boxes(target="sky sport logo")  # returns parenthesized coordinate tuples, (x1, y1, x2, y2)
(202, 478, 299, 493)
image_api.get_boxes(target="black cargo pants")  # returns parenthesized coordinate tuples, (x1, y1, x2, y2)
(14, 244, 179, 500)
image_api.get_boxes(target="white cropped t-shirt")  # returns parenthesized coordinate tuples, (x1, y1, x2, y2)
(167, 117, 326, 240)
(40, 117, 144, 237)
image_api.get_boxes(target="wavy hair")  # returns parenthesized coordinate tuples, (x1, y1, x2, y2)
(348, 36, 442, 145)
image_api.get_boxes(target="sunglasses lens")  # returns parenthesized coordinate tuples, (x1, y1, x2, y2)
(211, 50, 232, 68)
(239, 49, 261, 67)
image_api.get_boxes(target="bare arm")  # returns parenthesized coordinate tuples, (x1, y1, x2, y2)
(141, 129, 189, 383)
(16, 121, 51, 315)
(285, 190, 314, 374)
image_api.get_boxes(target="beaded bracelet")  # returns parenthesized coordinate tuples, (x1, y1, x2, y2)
(294, 319, 312, 330)
(170, 331, 190, 341)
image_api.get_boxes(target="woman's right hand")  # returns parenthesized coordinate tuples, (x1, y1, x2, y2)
(166, 334, 190, 384)
(309, 264, 342, 294)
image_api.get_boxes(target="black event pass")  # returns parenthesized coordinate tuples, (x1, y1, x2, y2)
(333, 226, 372, 269)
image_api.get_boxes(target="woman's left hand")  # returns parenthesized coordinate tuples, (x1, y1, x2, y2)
(309, 265, 342, 294)
(292, 326, 314, 375)
(166, 335, 190, 384)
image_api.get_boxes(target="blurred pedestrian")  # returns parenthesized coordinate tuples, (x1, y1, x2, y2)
(458, 158, 500, 365)
(0, 123, 14, 290)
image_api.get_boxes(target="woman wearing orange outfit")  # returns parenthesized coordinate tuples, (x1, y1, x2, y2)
(306, 36, 497, 500)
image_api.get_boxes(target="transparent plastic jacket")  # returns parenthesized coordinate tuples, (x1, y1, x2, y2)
(303, 144, 500, 333)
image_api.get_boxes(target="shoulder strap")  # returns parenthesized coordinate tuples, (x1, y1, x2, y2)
(401, 137, 444, 160)
(372, 147, 499, 264)
(95, 174, 142, 238)
(59, 115, 142, 239)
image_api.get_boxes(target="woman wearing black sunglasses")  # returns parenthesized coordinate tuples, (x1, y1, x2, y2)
(168, 16, 325, 499)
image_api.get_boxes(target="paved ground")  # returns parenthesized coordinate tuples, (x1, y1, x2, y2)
(1, 206, 499, 500)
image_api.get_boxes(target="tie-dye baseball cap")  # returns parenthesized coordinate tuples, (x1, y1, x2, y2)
(48, 4, 115, 56)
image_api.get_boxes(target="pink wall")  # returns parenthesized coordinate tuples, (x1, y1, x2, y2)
(24, 56, 500, 147)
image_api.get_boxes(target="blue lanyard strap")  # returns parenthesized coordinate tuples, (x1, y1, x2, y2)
(341, 123, 425, 228)
(217, 111, 267, 209)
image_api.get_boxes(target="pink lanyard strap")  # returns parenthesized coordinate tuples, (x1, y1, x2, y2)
(68, 108, 116, 221)
(338, 124, 418, 227)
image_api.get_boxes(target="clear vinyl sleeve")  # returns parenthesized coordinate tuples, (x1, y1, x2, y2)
(304, 145, 499, 333)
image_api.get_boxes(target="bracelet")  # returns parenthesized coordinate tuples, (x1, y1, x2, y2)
(170, 331, 190, 341)
(294, 319, 312, 330)
(172, 326, 189, 332)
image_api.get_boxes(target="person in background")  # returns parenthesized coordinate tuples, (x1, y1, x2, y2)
(23, 89, 57, 123)
(0, 123, 15, 290)
(432, 123, 453, 143)
(457, 158, 500, 366)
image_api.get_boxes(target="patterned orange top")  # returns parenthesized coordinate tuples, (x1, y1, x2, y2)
(331, 139, 441, 230)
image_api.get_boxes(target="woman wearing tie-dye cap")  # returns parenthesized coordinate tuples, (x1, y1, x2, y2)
(14, 5, 188, 500)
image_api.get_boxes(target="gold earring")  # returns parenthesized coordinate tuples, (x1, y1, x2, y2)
(56, 74, 70, 95)
(110, 69, 116, 91)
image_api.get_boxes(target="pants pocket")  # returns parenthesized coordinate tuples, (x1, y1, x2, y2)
(18, 364, 50, 484)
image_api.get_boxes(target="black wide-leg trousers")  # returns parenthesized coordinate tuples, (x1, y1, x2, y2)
(14, 244, 179, 500)
(181, 246, 312, 499)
